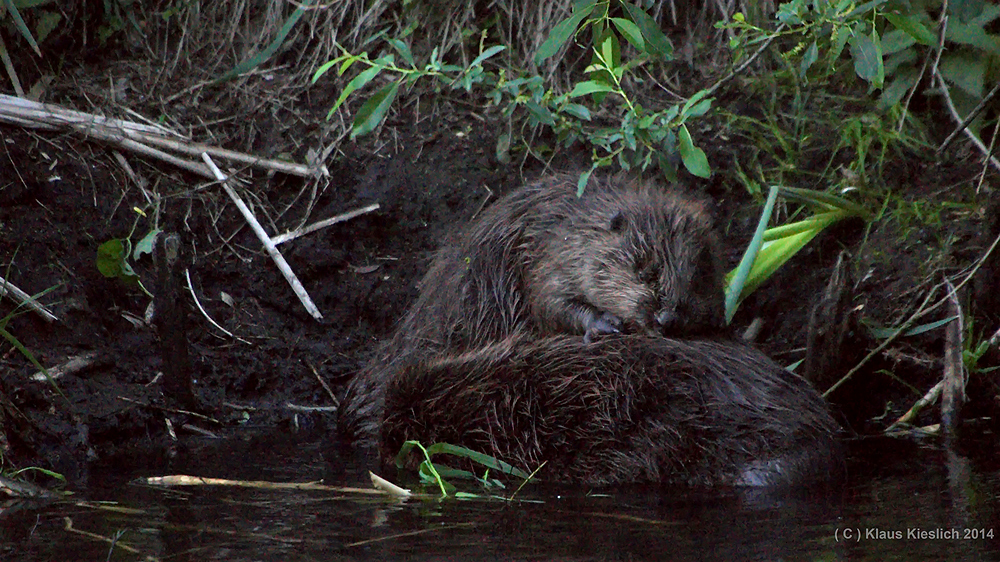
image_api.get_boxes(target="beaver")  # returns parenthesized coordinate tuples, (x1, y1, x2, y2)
(381, 333, 844, 487)
(338, 173, 725, 445)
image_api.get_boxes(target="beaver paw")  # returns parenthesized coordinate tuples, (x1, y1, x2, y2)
(583, 312, 622, 344)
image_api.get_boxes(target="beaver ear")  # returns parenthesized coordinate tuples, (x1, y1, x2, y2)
(609, 210, 626, 232)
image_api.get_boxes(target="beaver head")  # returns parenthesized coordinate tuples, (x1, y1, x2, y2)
(575, 190, 725, 337)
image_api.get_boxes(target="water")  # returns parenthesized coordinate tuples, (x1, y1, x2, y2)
(2, 431, 998, 561)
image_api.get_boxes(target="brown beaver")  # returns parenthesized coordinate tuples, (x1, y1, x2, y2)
(381, 333, 843, 487)
(338, 173, 725, 445)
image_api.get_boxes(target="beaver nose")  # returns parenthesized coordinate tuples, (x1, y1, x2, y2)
(655, 308, 676, 328)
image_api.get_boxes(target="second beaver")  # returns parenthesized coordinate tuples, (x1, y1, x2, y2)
(382, 333, 843, 487)
(338, 173, 725, 445)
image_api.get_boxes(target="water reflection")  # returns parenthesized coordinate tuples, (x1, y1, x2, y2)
(1, 432, 998, 561)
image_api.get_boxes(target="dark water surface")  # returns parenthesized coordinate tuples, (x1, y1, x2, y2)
(3, 431, 999, 561)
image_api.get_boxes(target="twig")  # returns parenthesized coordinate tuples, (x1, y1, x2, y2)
(306, 359, 339, 406)
(885, 380, 944, 432)
(933, 68, 1000, 175)
(184, 269, 251, 344)
(0, 94, 325, 178)
(271, 203, 380, 245)
(705, 23, 786, 98)
(30, 352, 100, 382)
(201, 153, 324, 320)
(117, 395, 221, 424)
(938, 80, 1000, 153)
(0, 275, 58, 322)
(285, 403, 338, 412)
(144, 474, 387, 495)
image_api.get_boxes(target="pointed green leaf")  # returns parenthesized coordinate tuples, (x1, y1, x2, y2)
(884, 13, 936, 46)
(386, 38, 414, 66)
(577, 165, 596, 197)
(621, 2, 673, 59)
(350, 81, 400, 138)
(535, 0, 598, 64)
(800, 41, 819, 78)
(470, 45, 507, 68)
(849, 32, 882, 87)
(327, 65, 383, 119)
(560, 103, 592, 120)
(569, 80, 615, 97)
(611, 17, 644, 51)
(133, 229, 162, 260)
(678, 125, 710, 178)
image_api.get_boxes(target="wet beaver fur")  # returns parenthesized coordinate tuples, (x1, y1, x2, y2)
(381, 334, 843, 487)
(339, 173, 725, 444)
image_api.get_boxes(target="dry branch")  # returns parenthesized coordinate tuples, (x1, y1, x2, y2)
(0, 94, 326, 178)
(0, 275, 58, 322)
(201, 154, 323, 321)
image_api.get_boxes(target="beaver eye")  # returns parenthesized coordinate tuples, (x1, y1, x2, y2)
(635, 256, 658, 283)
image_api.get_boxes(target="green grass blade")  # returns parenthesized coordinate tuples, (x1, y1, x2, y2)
(425, 443, 531, 479)
(3, 0, 41, 56)
(215, 0, 312, 83)
(725, 185, 779, 323)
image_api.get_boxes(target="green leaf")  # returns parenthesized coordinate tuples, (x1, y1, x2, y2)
(568, 79, 615, 97)
(350, 81, 400, 138)
(799, 41, 819, 78)
(843, 0, 889, 19)
(867, 316, 959, 339)
(849, 32, 883, 87)
(950, 0, 984, 23)
(576, 165, 596, 197)
(878, 69, 919, 111)
(677, 125, 710, 178)
(34, 10, 61, 44)
(328, 64, 383, 119)
(386, 38, 414, 66)
(133, 229, 162, 261)
(535, 0, 598, 65)
(469, 45, 506, 68)
(215, 0, 313, 83)
(96, 239, 126, 278)
(945, 19, 1000, 55)
(725, 186, 779, 322)
(830, 25, 850, 67)
(884, 13, 936, 46)
(939, 52, 986, 97)
(681, 89, 712, 117)
(621, 1, 673, 59)
(424, 443, 531, 479)
(610, 17, 644, 51)
(560, 103, 592, 120)
(525, 102, 556, 126)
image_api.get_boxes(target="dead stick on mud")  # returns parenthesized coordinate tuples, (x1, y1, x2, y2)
(184, 269, 250, 343)
(271, 203, 380, 245)
(932, 68, 1000, 174)
(201, 153, 324, 320)
(0, 94, 324, 178)
(0, 275, 58, 322)
(30, 352, 100, 382)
